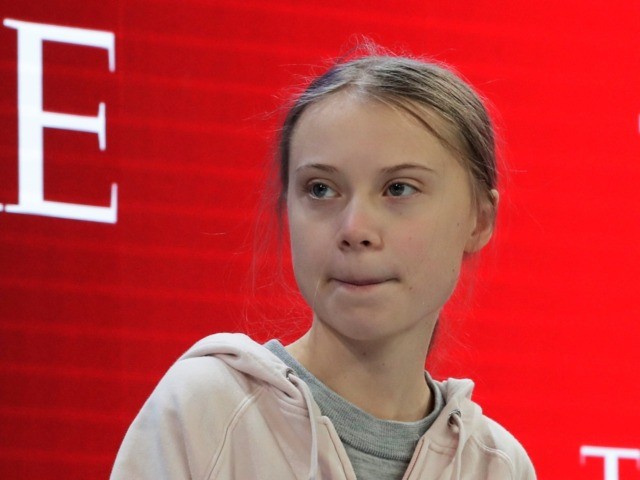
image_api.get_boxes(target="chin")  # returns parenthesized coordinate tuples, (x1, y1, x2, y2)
(321, 311, 405, 344)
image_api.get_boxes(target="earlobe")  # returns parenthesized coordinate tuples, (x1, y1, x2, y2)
(464, 189, 499, 254)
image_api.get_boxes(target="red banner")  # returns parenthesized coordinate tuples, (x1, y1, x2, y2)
(2, 1, 640, 479)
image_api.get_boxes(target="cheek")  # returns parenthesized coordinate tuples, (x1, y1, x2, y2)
(288, 212, 327, 284)
(402, 222, 468, 286)
(288, 218, 308, 275)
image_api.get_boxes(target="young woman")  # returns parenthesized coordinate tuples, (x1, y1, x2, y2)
(111, 52, 536, 479)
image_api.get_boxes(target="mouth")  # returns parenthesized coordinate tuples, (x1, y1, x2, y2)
(332, 277, 395, 288)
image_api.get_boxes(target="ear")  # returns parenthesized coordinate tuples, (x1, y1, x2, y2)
(464, 189, 499, 254)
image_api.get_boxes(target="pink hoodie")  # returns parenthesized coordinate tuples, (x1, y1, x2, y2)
(111, 333, 535, 479)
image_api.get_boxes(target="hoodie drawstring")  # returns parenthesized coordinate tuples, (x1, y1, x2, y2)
(448, 408, 466, 480)
(287, 369, 319, 480)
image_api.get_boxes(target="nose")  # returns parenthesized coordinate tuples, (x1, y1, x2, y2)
(337, 199, 383, 251)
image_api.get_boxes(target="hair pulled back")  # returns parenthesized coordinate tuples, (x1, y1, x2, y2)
(277, 53, 497, 213)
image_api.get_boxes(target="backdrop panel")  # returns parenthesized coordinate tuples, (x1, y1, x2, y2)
(1, 1, 640, 479)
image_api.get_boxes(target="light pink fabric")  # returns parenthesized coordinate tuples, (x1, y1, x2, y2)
(111, 333, 536, 479)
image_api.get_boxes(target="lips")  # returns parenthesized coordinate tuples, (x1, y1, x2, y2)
(336, 278, 386, 286)
(331, 277, 395, 288)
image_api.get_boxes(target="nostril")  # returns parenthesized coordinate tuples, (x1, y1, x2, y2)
(361, 240, 371, 246)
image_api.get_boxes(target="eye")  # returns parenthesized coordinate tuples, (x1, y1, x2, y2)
(386, 182, 418, 197)
(308, 182, 337, 199)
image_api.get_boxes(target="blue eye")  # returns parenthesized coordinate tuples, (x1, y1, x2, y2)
(309, 182, 337, 199)
(387, 183, 417, 197)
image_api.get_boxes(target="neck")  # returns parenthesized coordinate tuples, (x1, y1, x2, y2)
(285, 316, 437, 422)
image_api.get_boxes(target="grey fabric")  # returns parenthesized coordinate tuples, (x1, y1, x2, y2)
(265, 340, 444, 480)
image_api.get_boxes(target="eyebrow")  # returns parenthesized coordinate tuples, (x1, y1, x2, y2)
(294, 163, 338, 174)
(380, 163, 437, 175)
(294, 162, 436, 175)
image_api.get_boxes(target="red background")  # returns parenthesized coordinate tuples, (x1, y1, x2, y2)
(2, 1, 640, 478)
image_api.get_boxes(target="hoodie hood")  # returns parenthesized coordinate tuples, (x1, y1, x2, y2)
(178, 333, 478, 411)
(179, 333, 294, 392)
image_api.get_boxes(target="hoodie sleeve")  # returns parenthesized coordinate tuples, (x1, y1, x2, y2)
(505, 431, 536, 480)
(110, 356, 248, 480)
(505, 437, 536, 480)
(484, 416, 537, 480)
(509, 446, 536, 480)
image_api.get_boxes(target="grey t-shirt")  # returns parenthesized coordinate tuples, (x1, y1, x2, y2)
(265, 340, 444, 480)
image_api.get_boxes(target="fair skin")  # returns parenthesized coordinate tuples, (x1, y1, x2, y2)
(285, 91, 497, 422)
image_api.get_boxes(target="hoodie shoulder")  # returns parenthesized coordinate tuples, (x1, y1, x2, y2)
(473, 415, 537, 480)
(111, 334, 287, 480)
(435, 378, 536, 479)
(158, 354, 258, 407)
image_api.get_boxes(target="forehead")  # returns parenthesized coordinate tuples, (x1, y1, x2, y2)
(289, 91, 466, 174)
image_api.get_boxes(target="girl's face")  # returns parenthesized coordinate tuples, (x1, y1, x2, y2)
(286, 92, 494, 344)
